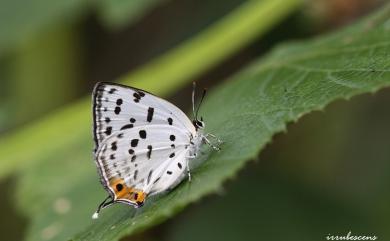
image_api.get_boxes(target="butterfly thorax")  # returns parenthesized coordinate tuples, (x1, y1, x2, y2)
(188, 129, 204, 158)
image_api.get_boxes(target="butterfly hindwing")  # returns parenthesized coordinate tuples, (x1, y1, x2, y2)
(93, 82, 195, 152)
(148, 150, 189, 195)
(95, 124, 190, 204)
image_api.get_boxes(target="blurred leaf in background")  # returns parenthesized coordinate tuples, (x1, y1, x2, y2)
(0, 0, 301, 178)
(7, 25, 83, 128)
(0, 0, 170, 132)
(96, 0, 168, 28)
(0, 0, 87, 131)
(0, 0, 88, 54)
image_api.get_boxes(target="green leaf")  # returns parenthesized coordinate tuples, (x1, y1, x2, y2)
(0, 0, 301, 179)
(96, 0, 168, 28)
(73, 5, 389, 240)
(0, 0, 170, 54)
(167, 170, 377, 241)
(0, 0, 90, 54)
(13, 4, 390, 241)
(8, 25, 83, 126)
(0, 0, 303, 240)
(166, 92, 390, 241)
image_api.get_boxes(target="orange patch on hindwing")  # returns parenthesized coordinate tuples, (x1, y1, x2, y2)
(109, 178, 146, 206)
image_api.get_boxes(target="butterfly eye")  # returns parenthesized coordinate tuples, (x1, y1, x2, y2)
(193, 120, 203, 128)
(197, 120, 205, 128)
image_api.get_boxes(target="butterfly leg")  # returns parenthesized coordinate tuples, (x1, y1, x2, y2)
(187, 160, 192, 182)
(205, 133, 223, 144)
(185, 155, 196, 182)
(203, 135, 221, 151)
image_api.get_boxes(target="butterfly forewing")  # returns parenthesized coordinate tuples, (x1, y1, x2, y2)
(93, 82, 195, 152)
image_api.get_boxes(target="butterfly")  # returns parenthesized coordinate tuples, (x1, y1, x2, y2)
(91, 82, 221, 219)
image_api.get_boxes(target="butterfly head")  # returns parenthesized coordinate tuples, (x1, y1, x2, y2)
(193, 117, 205, 130)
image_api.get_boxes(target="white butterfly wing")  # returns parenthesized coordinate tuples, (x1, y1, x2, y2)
(93, 82, 196, 152)
(147, 151, 189, 195)
(95, 125, 190, 204)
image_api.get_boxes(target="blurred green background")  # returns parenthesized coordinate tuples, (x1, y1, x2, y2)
(0, 0, 388, 240)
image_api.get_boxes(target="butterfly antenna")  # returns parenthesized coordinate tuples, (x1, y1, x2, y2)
(195, 88, 207, 120)
(192, 82, 196, 119)
(92, 195, 114, 219)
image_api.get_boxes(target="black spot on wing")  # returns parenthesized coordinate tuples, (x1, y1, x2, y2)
(108, 88, 117, 94)
(169, 153, 175, 158)
(133, 92, 140, 99)
(114, 106, 121, 114)
(153, 177, 160, 184)
(147, 107, 154, 122)
(170, 135, 176, 141)
(120, 124, 133, 130)
(167, 117, 173, 125)
(147, 170, 153, 184)
(105, 126, 112, 135)
(134, 170, 138, 180)
(116, 183, 123, 191)
(133, 92, 142, 102)
(131, 139, 139, 147)
(147, 145, 152, 159)
(131, 155, 136, 162)
(139, 130, 147, 139)
(116, 171, 122, 178)
(111, 142, 117, 151)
